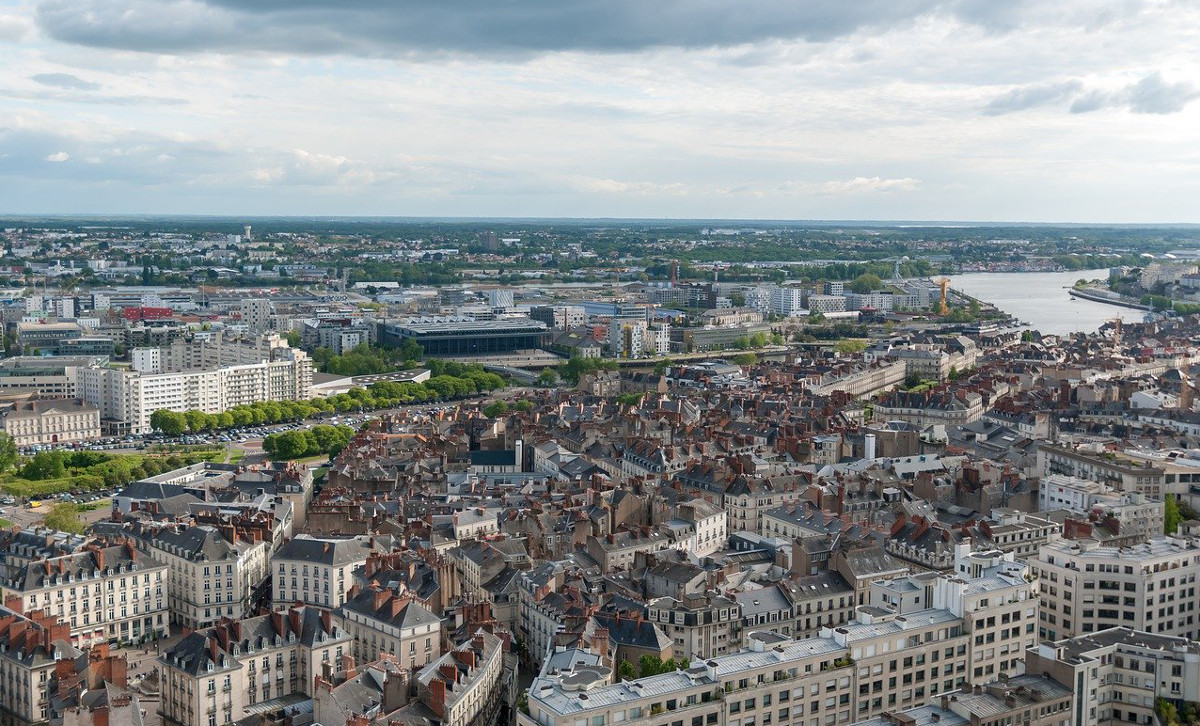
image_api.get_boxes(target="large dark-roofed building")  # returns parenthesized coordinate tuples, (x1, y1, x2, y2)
(379, 316, 548, 356)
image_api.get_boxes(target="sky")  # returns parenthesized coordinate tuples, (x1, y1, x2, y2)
(1, 0, 1199, 221)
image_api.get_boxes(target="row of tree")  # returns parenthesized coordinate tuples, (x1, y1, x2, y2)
(150, 366, 505, 436)
(262, 425, 356, 461)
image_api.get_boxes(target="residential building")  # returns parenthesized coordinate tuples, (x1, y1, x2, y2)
(130, 523, 270, 630)
(417, 629, 507, 726)
(337, 586, 443, 670)
(646, 593, 740, 662)
(158, 606, 351, 726)
(1026, 626, 1200, 726)
(1, 543, 168, 648)
(0, 606, 82, 726)
(1037, 443, 1167, 499)
(1031, 535, 1200, 641)
(271, 534, 376, 610)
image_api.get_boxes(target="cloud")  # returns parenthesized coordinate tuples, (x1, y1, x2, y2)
(1071, 72, 1200, 114)
(984, 73, 1200, 116)
(0, 13, 33, 42)
(31, 73, 102, 91)
(44, 151, 70, 162)
(982, 80, 1083, 115)
(821, 177, 920, 194)
(34, 0, 949, 56)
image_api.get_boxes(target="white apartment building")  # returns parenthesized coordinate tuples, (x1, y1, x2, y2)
(271, 534, 375, 610)
(523, 546, 1036, 726)
(674, 500, 728, 557)
(1031, 535, 1200, 642)
(1, 543, 169, 647)
(133, 524, 270, 630)
(609, 318, 648, 358)
(769, 286, 806, 317)
(1027, 627, 1200, 726)
(78, 345, 312, 433)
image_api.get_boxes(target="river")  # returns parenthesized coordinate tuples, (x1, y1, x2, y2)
(947, 269, 1131, 336)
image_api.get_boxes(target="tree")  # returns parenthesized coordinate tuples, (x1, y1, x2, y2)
(653, 358, 673, 375)
(615, 393, 644, 407)
(537, 368, 559, 387)
(21, 451, 67, 480)
(1165, 496, 1182, 534)
(731, 353, 757, 366)
(0, 432, 16, 473)
(513, 400, 533, 412)
(398, 338, 425, 362)
(617, 660, 636, 681)
(43, 503, 85, 534)
(848, 273, 882, 294)
(834, 339, 867, 355)
(482, 401, 509, 418)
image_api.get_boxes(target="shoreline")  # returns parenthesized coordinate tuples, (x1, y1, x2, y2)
(1067, 287, 1150, 310)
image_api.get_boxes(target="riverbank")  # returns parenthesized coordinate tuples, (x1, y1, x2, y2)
(1067, 287, 1150, 310)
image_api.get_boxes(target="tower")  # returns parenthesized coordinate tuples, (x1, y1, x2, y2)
(244, 224, 252, 241)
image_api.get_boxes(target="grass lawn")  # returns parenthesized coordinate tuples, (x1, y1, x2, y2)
(0, 518, 13, 529)
(226, 448, 246, 464)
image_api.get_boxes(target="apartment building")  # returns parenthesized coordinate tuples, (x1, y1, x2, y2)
(158, 606, 351, 726)
(271, 534, 375, 610)
(1, 543, 168, 647)
(0, 398, 101, 446)
(647, 593, 741, 662)
(77, 345, 312, 434)
(337, 586, 442, 670)
(131, 524, 270, 630)
(1031, 535, 1200, 641)
(1037, 444, 1167, 499)
(418, 630, 507, 726)
(1026, 627, 1200, 726)
(523, 547, 1036, 726)
(0, 606, 83, 726)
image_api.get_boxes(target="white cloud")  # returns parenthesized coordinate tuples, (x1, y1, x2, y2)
(821, 177, 921, 195)
(44, 151, 70, 162)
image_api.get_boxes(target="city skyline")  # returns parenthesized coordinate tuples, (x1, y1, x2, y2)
(2, 1, 1199, 221)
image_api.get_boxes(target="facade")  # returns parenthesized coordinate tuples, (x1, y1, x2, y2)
(768, 287, 806, 317)
(337, 586, 443, 670)
(1031, 535, 1200, 641)
(1026, 626, 1200, 726)
(523, 547, 1036, 726)
(158, 606, 350, 726)
(0, 606, 82, 726)
(271, 534, 375, 610)
(529, 305, 587, 331)
(417, 630, 506, 726)
(131, 524, 270, 630)
(378, 317, 548, 356)
(647, 594, 740, 662)
(1, 543, 169, 648)
(77, 345, 313, 434)
(0, 399, 101, 446)
(239, 298, 274, 333)
(1037, 444, 1167, 499)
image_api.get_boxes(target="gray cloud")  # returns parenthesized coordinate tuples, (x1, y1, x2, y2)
(33, 0, 986, 57)
(1071, 72, 1200, 114)
(984, 73, 1199, 116)
(31, 73, 101, 91)
(983, 80, 1083, 115)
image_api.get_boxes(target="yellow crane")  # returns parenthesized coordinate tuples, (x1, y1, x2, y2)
(935, 277, 950, 316)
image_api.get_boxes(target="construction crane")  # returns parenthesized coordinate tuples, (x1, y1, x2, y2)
(935, 277, 950, 316)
